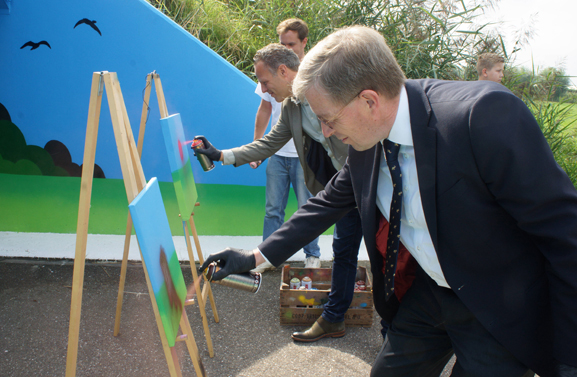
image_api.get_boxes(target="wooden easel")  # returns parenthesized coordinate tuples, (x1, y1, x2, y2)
(65, 72, 205, 377)
(112, 72, 219, 358)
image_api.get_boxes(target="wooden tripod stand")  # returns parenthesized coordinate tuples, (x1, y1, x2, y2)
(65, 72, 207, 377)
(112, 72, 219, 357)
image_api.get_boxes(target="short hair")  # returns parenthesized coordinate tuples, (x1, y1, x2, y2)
(276, 18, 309, 41)
(253, 43, 300, 74)
(476, 53, 505, 76)
(293, 26, 406, 105)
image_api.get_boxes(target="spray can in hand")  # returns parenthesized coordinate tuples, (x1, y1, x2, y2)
(204, 262, 262, 293)
(190, 136, 215, 172)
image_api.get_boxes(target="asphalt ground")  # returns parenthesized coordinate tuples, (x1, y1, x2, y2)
(0, 258, 455, 376)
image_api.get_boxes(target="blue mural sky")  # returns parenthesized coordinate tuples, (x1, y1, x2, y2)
(0, 0, 270, 186)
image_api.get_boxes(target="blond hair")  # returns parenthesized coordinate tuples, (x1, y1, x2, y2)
(292, 26, 405, 105)
(476, 53, 505, 77)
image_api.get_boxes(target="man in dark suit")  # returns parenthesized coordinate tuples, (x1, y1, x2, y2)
(200, 26, 577, 376)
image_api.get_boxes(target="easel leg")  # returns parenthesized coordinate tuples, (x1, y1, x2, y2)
(113, 213, 133, 336)
(189, 215, 220, 323)
(180, 310, 207, 377)
(65, 72, 104, 377)
(183, 220, 215, 358)
(114, 74, 151, 336)
(170, 347, 184, 377)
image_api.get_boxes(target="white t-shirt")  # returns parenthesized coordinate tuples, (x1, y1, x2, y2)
(255, 84, 298, 157)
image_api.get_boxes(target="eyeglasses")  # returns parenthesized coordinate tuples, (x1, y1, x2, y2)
(317, 91, 363, 130)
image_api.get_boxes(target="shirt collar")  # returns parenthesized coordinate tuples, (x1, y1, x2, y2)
(381, 86, 412, 147)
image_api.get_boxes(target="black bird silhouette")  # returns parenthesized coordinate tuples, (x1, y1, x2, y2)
(20, 41, 51, 50)
(74, 18, 102, 36)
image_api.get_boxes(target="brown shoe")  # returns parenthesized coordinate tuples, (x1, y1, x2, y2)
(291, 317, 345, 342)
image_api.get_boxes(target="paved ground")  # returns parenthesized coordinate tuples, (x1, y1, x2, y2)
(0, 258, 455, 376)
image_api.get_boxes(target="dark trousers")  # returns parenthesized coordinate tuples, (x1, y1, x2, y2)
(371, 268, 534, 377)
(321, 208, 364, 323)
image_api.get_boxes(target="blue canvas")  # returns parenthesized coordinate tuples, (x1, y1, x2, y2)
(160, 113, 198, 218)
(128, 177, 187, 347)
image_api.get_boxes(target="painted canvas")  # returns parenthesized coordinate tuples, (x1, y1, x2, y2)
(160, 113, 198, 219)
(128, 177, 187, 347)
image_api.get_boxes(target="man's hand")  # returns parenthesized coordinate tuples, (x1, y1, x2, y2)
(249, 160, 263, 169)
(198, 247, 256, 281)
(193, 136, 223, 162)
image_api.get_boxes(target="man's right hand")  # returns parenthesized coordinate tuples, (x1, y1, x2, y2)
(193, 136, 223, 162)
(198, 247, 257, 281)
(249, 160, 263, 169)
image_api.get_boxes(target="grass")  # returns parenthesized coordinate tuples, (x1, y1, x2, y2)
(0, 173, 334, 236)
(561, 103, 577, 132)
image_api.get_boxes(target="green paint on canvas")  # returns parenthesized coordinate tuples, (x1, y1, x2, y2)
(171, 158, 198, 219)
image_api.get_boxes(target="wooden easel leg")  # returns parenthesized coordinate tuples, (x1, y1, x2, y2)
(183, 220, 215, 358)
(113, 213, 133, 336)
(180, 310, 207, 377)
(170, 347, 184, 377)
(65, 72, 104, 377)
(114, 74, 151, 335)
(188, 215, 220, 323)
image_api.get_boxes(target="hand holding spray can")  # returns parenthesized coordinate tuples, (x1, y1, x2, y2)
(204, 262, 262, 293)
(190, 136, 215, 172)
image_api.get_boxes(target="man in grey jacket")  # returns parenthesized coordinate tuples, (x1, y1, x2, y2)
(196, 43, 365, 342)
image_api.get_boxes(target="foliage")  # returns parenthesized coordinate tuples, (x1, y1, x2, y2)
(151, 0, 502, 81)
(522, 88, 577, 188)
(506, 65, 571, 101)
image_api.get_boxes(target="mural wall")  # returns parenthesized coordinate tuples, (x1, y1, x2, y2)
(0, 0, 291, 237)
(0, 0, 265, 186)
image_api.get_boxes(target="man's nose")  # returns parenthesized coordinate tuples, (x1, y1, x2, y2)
(321, 122, 335, 138)
(261, 83, 268, 93)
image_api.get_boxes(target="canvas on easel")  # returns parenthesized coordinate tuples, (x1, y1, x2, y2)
(160, 113, 197, 216)
(129, 177, 187, 347)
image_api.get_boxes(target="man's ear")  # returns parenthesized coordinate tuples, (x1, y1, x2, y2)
(482, 68, 488, 78)
(278, 64, 288, 78)
(302, 37, 308, 49)
(360, 90, 379, 110)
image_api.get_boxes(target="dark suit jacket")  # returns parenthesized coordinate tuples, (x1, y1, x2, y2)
(259, 79, 577, 376)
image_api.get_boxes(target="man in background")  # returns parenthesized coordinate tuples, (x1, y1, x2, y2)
(250, 18, 321, 272)
(477, 52, 505, 83)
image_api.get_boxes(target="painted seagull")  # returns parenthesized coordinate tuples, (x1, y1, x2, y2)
(74, 18, 102, 36)
(20, 41, 51, 50)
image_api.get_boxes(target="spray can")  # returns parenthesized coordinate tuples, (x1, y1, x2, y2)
(290, 277, 300, 290)
(190, 136, 215, 172)
(301, 276, 312, 290)
(204, 262, 262, 293)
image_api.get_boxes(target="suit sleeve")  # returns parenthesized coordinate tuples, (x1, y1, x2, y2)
(259, 162, 358, 266)
(231, 104, 294, 166)
(469, 91, 577, 367)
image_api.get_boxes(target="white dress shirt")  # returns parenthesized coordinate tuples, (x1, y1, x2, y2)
(376, 87, 450, 288)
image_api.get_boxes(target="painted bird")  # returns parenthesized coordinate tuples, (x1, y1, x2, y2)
(74, 18, 102, 36)
(20, 41, 51, 50)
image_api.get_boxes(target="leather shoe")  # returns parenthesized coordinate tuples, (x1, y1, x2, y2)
(291, 317, 345, 342)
